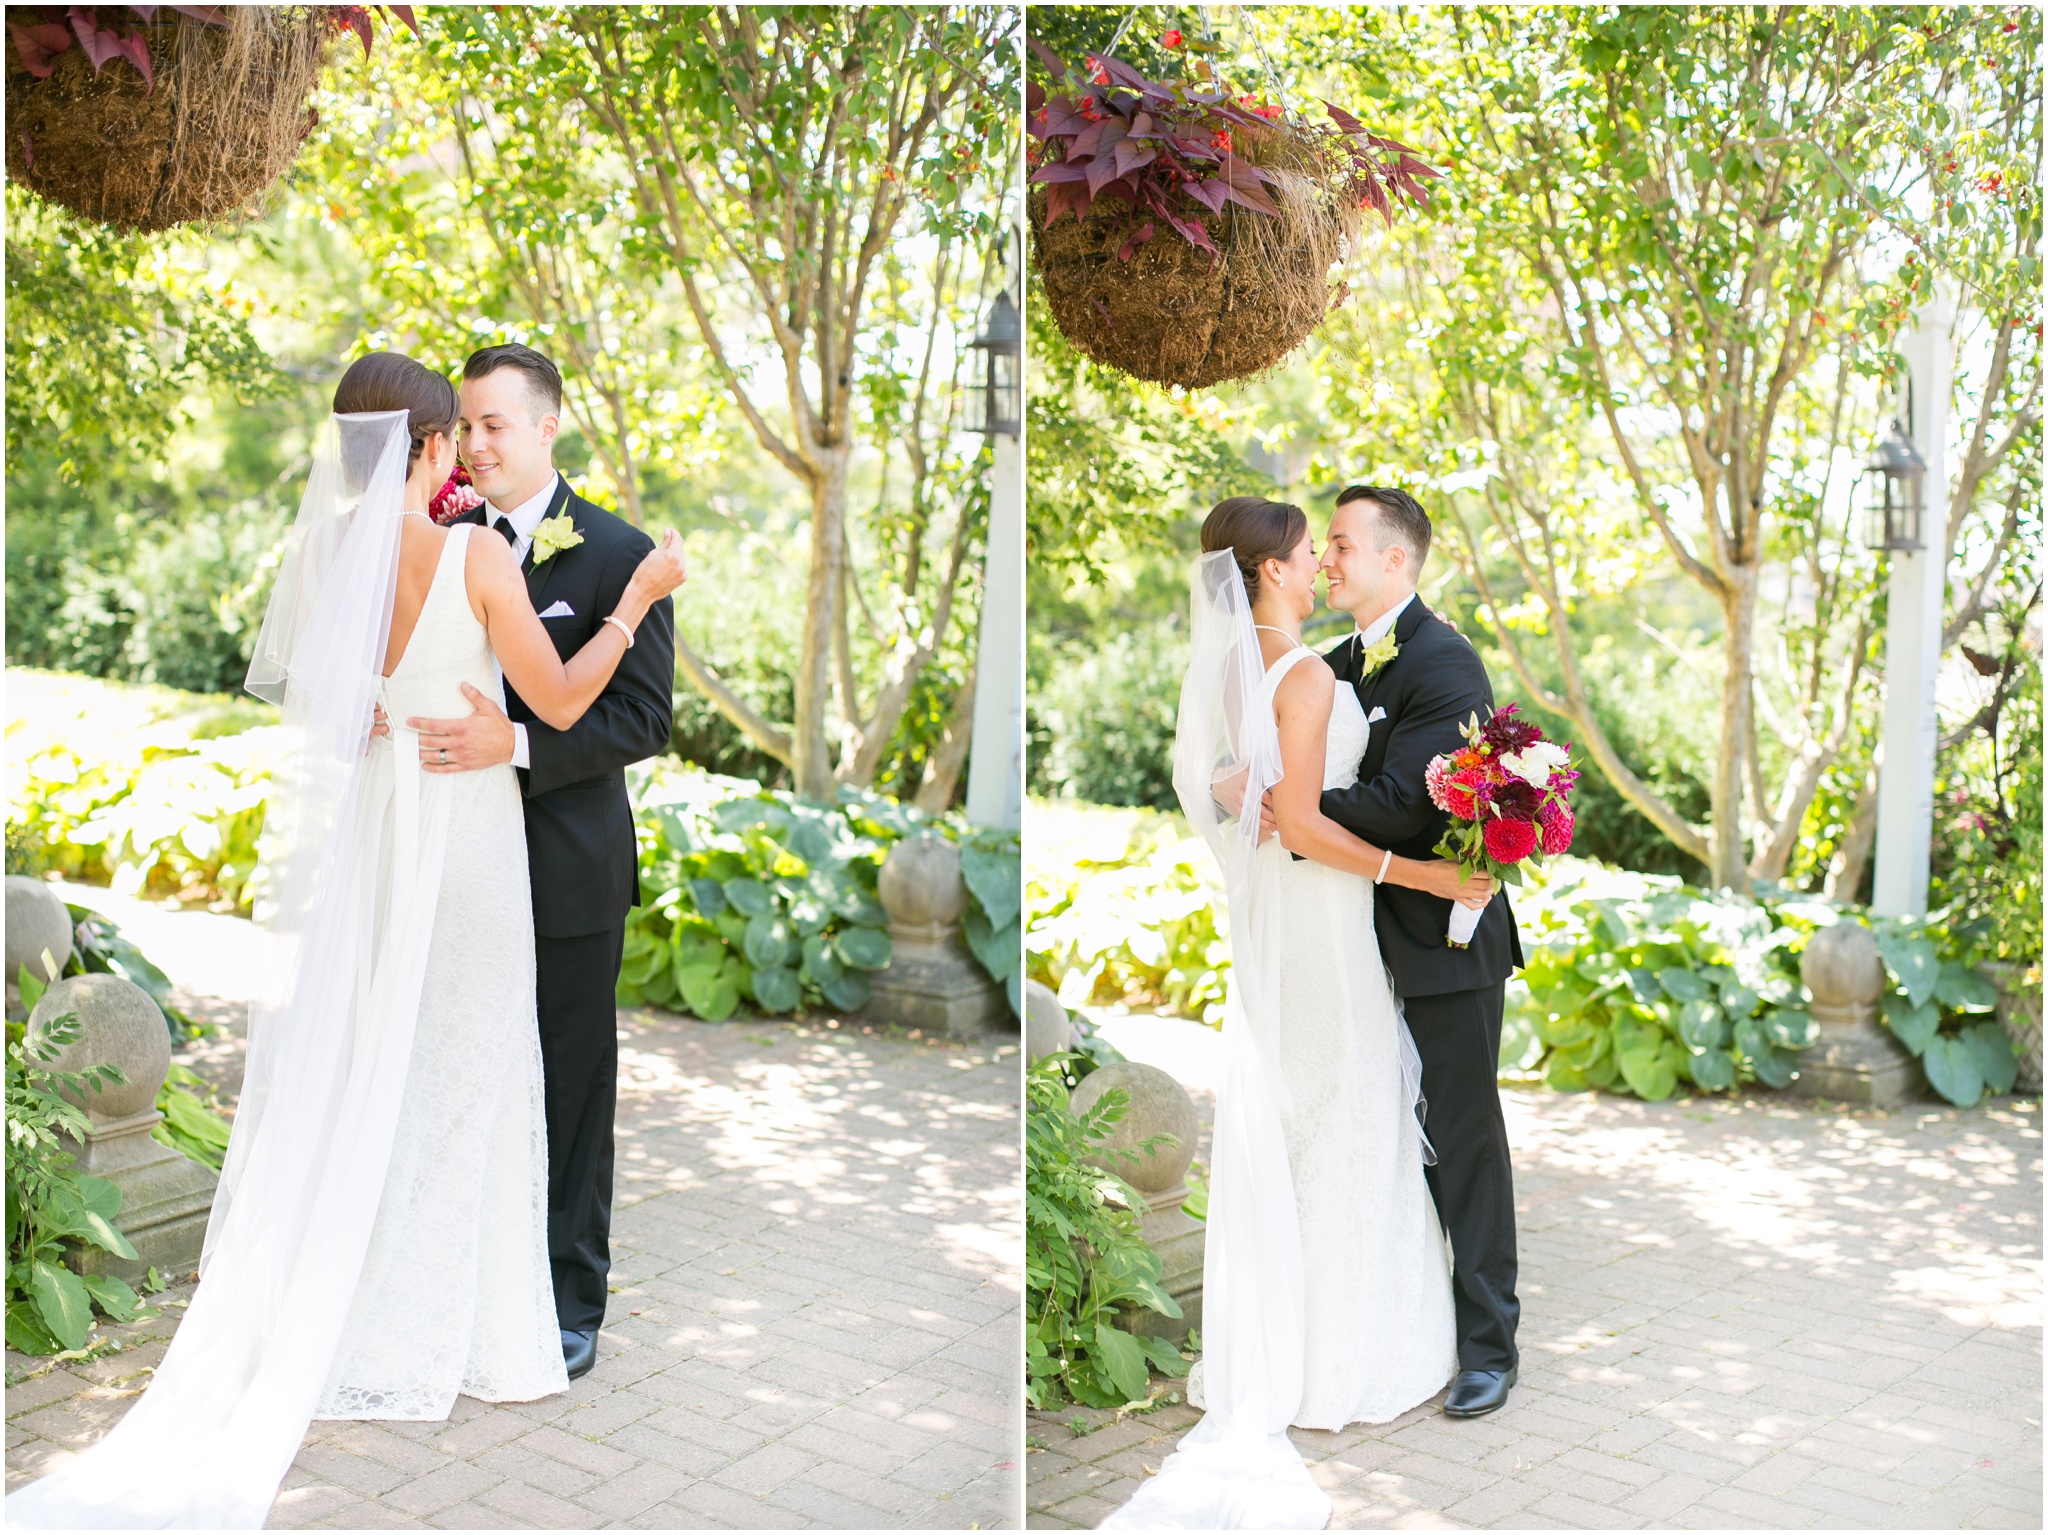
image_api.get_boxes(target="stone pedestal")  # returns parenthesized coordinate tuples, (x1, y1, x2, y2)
(1071, 1059, 1204, 1344)
(6, 875, 74, 995)
(1024, 979, 1071, 1063)
(1791, 922, 1924, 1106)
(27, 973, 217, 1283)
(866, 833, 1010, 1039)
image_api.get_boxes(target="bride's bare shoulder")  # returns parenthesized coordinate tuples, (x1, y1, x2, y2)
(1272, 651, 1335, 715)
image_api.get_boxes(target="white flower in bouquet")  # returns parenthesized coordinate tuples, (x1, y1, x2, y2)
(1499, 740, 1570, 789)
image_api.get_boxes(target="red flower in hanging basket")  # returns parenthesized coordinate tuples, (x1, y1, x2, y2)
(1209, 128, 1233, 154)
(1161, 28, 1184, 49)
(1084, 54, 1109, 85)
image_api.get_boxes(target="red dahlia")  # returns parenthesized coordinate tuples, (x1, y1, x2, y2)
(1481, 703, 1542, 754)
(1537, 799, 1574, 856)
(1482, 817, 1539, 864)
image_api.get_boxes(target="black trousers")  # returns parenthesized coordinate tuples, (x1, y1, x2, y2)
(1404, 983, 1520, 1372)
(535, 925, 625, 1333)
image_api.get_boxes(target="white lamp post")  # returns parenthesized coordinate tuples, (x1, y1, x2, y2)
(1870, 286, 1956, 918)
(964, 279, 1023, 831)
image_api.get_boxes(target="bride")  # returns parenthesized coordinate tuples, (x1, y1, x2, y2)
(7, 352, 688, 1529)
(1103, 498, 1488, 1531)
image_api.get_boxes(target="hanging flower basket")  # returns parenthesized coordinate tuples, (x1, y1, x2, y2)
(1026, 38, 1439, 390)
(5, 5, 410, 233)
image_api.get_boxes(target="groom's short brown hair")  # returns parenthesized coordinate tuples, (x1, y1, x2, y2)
(464, 343, 562, 418)
(1335, 484, 1431, 571)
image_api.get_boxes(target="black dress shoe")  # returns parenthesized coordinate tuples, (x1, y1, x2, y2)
(560, 1327, 598, 1381)
(1443, 1365, 1517, 1417)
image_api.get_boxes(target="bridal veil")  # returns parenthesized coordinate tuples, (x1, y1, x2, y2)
(1101, 550, 1332, 1530)
(8, 412, 454, 1529)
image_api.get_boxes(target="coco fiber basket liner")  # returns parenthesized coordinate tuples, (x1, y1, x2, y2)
(1030, 168, 1359, 392)
(7, 7, 330, 233)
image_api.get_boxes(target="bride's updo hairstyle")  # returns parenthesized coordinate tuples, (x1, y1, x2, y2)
(332, 351, 460, 473)
(1201, 496, 1308, 602)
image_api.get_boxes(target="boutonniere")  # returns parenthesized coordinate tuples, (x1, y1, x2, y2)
(530, 512, 583, 565)
(1357, 632, 1399, 679)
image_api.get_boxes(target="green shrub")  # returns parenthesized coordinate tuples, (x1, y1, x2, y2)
(4, 1007, 151, 1355)
(619, 762, 1021, 1021)
(1867, 911, 2017, 1107)
(1025, 1055, 1190, 1410)
(1027, 631, 1185, 810)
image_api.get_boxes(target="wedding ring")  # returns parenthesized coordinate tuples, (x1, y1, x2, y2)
(438, 748, 448, 764)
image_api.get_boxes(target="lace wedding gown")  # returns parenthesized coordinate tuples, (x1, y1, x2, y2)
(8, 517, 565, 1530)
(320, 523, 566, 1419)
(1261, 659, 1456, 1430)
(1109, 638, 1454, 1531)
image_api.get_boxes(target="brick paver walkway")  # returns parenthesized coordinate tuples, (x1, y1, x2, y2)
(1029, 1035, 2041, 1531)
(6, 890, 1022, 1530)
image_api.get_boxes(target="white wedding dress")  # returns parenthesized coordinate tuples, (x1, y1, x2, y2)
(8, 417, 565, 1530)
(1108, 559, 1455, 1531)
(1261, 659, 1457, 1431)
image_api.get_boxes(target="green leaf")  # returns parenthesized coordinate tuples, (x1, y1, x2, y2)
(723, 877, 774, 918)
(1618, 1045, 1676, 1101)
(1091, 1321, 1152, 1405)
(687, 877, 728, 917)
(960, 844, 1022, 930)
(29, 1260, 93, 1351)
(1934, 965, 1999, 1012)
(1883, 993, 1940, 1055)
(676, 961, 740, 1023)
(1876, 931, 1940, 1008)
(1760, 1008, 1815, 1050)
(1732, 1016, 1768, 1062)
(751, 964, 802, 1015)
(1657, 967, 1708, 1003)
(1136, 1332, 1192, 1378)
(800, 933, 845, 987)
(742, 914, 797, 970)
(964, 908, 1021, 993)
(819, 970, 871, 1013)
(18, 965, 47, 1015)
(834, 926, 893, 972)
(78, 1272, 138, 1322)
(1962, 1023, 2017, 1097)
(1920, 1034, 1983, 1108)
(1677, 998, 1724, 1052)
(1750, 1046, 1797, 1090)
(6, 1300, 60, 1356)
(1688, 1047, 1737, 1092)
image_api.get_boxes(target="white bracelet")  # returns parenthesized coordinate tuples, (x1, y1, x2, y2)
(1375, 848, 1393, 884)
(602, 614, 636, 648)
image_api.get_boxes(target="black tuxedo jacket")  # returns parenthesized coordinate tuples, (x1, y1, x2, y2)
(1319, 597, 1523, 998)
(461, 480, 675, 938)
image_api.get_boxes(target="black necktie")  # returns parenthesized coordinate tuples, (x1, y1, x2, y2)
(493, 516, 519, 549)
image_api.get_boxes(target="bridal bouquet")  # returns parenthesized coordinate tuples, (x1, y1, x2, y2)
(429, 464, 483, 525)
(1425, 706, 1578, 948)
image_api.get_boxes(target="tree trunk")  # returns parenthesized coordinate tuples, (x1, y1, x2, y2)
(1712, 568, 1759, 891)
(793, 446, 849, 800)
(1826, 755, 1882, 903)
(914, 666, 975, 814)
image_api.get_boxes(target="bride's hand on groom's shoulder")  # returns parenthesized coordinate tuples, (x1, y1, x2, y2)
(630, 529, 688, 602)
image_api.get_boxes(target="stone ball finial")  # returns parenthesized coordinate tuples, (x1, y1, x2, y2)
(1070, 1059, 1199, 1195)
(877, 832, 970, 933)
(1024, 980, 1071, 1063)
(6, 876, 74, 991)
(1802, 921, 1885, 1020)
(26, 973, 170, 1123)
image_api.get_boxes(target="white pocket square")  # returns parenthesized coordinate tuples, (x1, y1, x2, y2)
(538, 601, 575, 619)
(1367, 706, 1388, 724)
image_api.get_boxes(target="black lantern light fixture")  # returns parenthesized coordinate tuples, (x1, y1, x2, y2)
(967, 288, 1021, 439)
(1863, 416, 1927, 552)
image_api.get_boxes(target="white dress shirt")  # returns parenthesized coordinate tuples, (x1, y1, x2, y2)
(485, 473, 561, 770)
(1352, 589, 1416, 654)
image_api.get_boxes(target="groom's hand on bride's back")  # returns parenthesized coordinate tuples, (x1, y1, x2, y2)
(409, 684, 517, 773)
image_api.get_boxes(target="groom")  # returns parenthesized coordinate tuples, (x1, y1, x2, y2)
(407, 343, 676, 1381)
(1316, 484, 1524, 1417)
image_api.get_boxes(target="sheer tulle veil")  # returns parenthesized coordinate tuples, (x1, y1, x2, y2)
(1101, 550, 1332, 1530)
(6, 410, 455, 1529)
